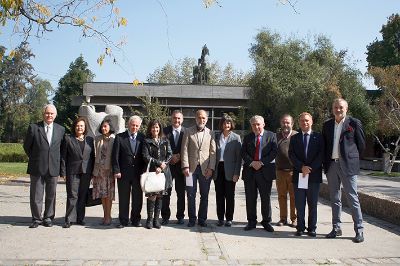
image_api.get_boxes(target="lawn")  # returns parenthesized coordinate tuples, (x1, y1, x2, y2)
(0, 162, 28, 177)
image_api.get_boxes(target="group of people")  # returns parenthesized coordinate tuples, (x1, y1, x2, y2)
(23, 97, 365, 243)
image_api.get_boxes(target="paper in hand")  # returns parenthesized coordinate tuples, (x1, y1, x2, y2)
(186, 172, 193, 187)
(298, 173, 309, 189)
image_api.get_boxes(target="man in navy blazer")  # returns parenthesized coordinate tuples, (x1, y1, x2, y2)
(322, 98, 366, 243)
(161, 110, 186, 225)
(241, 115, 277, 232)
(289, 112, 324, 237)
(112, 115, 146, 228)
(23, 104, 65, 228)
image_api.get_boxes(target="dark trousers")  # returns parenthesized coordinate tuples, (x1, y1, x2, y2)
(117, 175, 143, 225)
(244, 170, 272, 224)
(30, 174, 58, 222)
(186, 165, 211, 223)
(161, 163, 186, 220)
(294, 182, 320, 232)
(65, 173, 91, 223)
(214, 162, 236, 221)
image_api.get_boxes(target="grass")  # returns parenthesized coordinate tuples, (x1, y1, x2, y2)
(0, 162, 28, 177)
(367, 171, 400, 178)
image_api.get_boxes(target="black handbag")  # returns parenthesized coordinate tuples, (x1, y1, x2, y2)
(86, 187, 102, 207)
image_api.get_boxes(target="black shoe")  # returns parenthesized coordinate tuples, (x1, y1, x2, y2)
(131, 221, 142, 227)
(326, 229, 342, 238)
(353, 232, 364, 243)
(76, 221, 85, 226)
(176, 218, 185, 225)
(116, 223, 126, 229)
(261, 221, 274, 232)
(244, 223, 256, 231)
(161, 219, 169, 225)
(187, 221, 195, 227)
(198, 221, 207, 227)
(307, 230, 316, 237)
(217, 220, 224, 226)
(43, 220, 53, 227)
(63, 222, 71, 228)
(295, 230, 304, 236)
(225, 221, 232, 227)
(29, 221, 40, 228)
(146, 219, 153, 229)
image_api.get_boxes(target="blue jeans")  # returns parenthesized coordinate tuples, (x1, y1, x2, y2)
(294, 182, 320, 232)
(186, 166, 211, 223)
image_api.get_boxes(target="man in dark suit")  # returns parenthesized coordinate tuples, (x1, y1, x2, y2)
(322, 98, 366, 243)
(162, 110, 186, 225)
(112, 115, 146, 228)
(23, 104, 65, 228)
(241, 115, 277, 232)
(289, 112, 324, 237)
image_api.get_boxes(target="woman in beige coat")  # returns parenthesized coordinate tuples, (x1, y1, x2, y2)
(92, 119, 116, 225)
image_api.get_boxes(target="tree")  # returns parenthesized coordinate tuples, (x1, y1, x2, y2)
(147, 57, 249, 86)
(248, 30, 376, 132)
(0, 42, 35, 142)
(368, 67, 400, 174)
(25, 78, 53, 122)
(366, 14, 400, 68)
(53, 55, 94, 130)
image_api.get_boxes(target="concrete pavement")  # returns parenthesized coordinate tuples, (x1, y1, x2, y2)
(0, 175, 399, 265)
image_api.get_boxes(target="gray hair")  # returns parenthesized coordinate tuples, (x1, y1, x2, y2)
(332, 98, 348, 109)
(128, 115, 142, 125)
(280, 114, 294, 125)
(171, 109, 183, 117)
(42, 104, 57, 116)
(249, 115, 264, 124)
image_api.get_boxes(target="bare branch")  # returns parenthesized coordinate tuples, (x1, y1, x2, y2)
(373, 134, 392, 155)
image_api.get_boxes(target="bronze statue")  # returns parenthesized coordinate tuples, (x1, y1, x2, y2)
(192, 44, 210, 84)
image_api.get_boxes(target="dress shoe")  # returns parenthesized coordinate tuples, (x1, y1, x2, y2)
(307, 230, 316, 237)
(289, 220, 297, 228)
(276, 220, 287, 226)
(161, 219, 169, 225)
(295, 230, 304, 236)
(353, 232, 364, 243)
(326, 229, 342, 238)
(187, 221, 195, 227)
(63, 222, 71, 228)
(225, 221, 232, 227)
(176, 218, 185, 225)
(261, 221, 274, 232)
(217, 220, 224, 226)
(244, 223, 256, 231)
(116, 223, 126, 229)
(43, 220, 53, 227)
(29, 221, 40, 228)
(198, 221, 207, 227)
(131, 221, 142, 227)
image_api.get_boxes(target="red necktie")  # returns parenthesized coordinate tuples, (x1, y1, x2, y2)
(254, 134, 260, 161)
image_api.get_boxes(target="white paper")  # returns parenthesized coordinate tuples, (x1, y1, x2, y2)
(298, 173, 309, 189)
(186, 172, 193, 187)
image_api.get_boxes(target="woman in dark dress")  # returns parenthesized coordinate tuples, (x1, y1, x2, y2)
(142, 120, 173, 229)
(61, 117, 95, 228)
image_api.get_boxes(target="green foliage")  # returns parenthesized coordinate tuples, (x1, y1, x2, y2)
(0, 162, 28, 177)
(367, 14, 400, 68)
(0, 143, 28, 162)
(53, 55, 94, 132)
(147, 57, 250, 86)
(26, 78, 53, 123)
(248, 30, 376, 133)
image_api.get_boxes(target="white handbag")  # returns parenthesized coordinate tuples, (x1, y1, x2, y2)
(140, 159, 166, 193)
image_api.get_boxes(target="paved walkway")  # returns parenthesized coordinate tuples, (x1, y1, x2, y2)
(0, 173, 399, 265)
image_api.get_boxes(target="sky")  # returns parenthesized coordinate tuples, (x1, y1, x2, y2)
(2, 0, 399, 90)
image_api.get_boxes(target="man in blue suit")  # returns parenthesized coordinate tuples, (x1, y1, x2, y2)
(241, 115, 277, 232)
(322, 98, 366, 243)
(289, 112, 324, 237)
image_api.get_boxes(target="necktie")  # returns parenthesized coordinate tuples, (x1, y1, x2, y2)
(303, 133, 309, 158)
(130, 134, 136, 154)
(254, 134, 261, 161)
(46, 126, 51, 145)
(174, 129, 179, 146)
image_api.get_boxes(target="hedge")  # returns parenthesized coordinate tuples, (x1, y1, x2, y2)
(0, 143, 28, 162)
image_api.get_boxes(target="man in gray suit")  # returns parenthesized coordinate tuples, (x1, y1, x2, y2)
(23, 104, 65, 228)
(322, 98, 366, 243)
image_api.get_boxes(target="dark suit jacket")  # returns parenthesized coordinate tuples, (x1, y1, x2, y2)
(60, 135, 95, 177)
(163, 125, 186, 167)
(322, 116, 366, 176)
(112, 131, 145, 178)
(241, 130, 277, 181)
(23, 121, 65, 177)
(288, 131, 324, 184)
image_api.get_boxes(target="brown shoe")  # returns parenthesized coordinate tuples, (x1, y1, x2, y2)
(276, 220, 287, 226)
(289, 220, 297, 228)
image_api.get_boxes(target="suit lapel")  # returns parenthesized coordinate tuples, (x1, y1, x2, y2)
(39, 122, 49, 144)
(340, 117, 350, 142)
(124, 131, 134, 155)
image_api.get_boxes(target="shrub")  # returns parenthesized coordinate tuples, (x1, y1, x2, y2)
(0, 143, 28, 162)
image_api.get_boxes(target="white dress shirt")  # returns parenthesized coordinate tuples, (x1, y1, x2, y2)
(332, 117, 345, 159)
